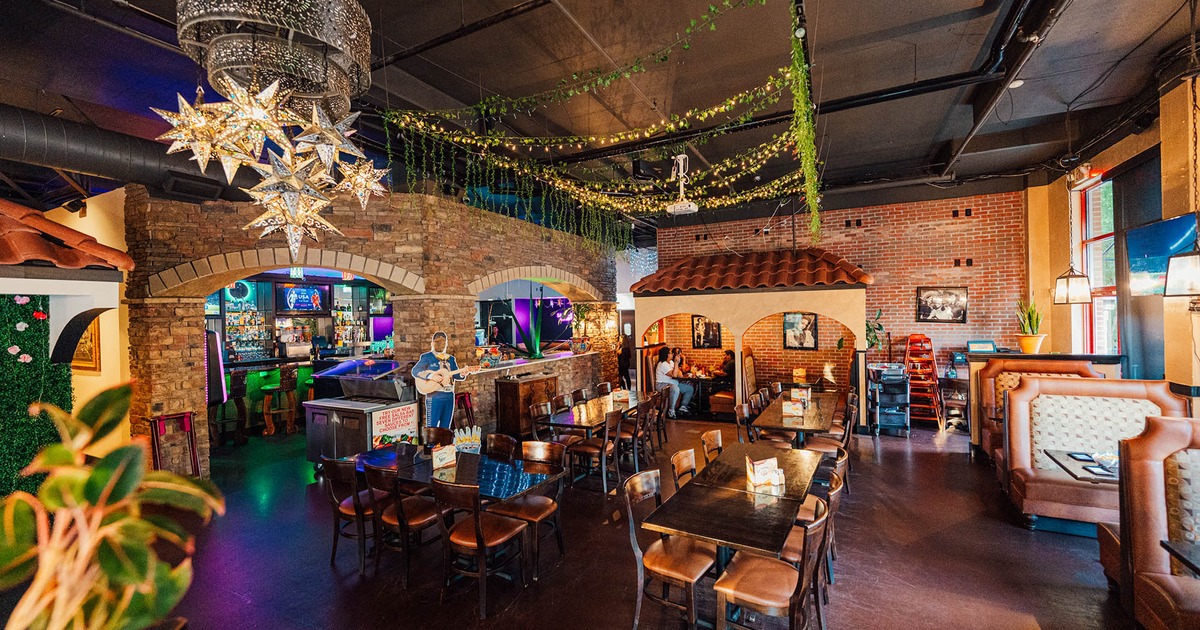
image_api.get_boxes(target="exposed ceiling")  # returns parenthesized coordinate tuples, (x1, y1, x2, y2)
(0, 0, 1191, 242)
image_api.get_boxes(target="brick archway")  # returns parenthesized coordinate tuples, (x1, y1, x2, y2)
(466, 264, 602, 301)
(146, 247, 425, 298)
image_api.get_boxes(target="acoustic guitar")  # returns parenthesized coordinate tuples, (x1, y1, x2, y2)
(415, 365, 479, 395)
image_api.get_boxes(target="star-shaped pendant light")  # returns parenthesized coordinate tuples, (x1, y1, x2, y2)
(294, 105, 365, 170)
(334, 159, 388, 210)
(154, 77, 387, 261)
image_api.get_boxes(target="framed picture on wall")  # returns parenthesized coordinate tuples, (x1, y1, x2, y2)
(691, 315, 722, 349)
(72, 318, 101, 372)
(916, 286, 968, 323)
(783, 312, 819, 350)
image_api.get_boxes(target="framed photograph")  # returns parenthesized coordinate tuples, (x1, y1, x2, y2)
(783, 312, 819, 350)
(72, 318, 101, 372)
(916, 287, 968, 323)
(691, 315, 722, 349)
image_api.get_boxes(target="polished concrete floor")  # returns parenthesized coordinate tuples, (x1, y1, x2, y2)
(156, 421, 1132, 629)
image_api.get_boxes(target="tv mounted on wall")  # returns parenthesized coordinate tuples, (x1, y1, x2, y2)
(1126, 214, 1198, 296)
(275, 283, 331, 315)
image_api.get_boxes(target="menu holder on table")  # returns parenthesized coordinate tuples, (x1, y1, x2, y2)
(613, 389, 629, 402)
(432, 444, 457, 470)
(746, 455, 785, 486)
(782, 401, 808, 416)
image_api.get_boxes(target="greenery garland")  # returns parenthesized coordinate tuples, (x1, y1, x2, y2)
(0, 295, 72, 496)
(790, 18, 822, 245)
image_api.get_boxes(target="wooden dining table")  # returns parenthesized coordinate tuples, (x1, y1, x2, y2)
(536, 392, 636, 440)
(356, 448, 565, 502)
(641, 441, 823, 560)
(751, 391, 838, 447)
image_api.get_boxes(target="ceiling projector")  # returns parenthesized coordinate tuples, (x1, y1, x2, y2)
(666, 199, 698, 215)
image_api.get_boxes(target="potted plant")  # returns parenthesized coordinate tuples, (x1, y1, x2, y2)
(838, 309, 886, 351)
(0, 383, 225, 630)
(570, 301, 594, 354)
(1016, 299, 1047, 354)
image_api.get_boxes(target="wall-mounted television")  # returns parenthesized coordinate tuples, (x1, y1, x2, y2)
(1126, 214, 1198, 296)
(275, 283, 331, 314)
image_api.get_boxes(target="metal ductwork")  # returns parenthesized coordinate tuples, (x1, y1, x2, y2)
(0, 103, 255, 202)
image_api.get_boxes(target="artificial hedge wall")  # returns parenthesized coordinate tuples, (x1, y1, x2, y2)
(0, 294, 72, 496)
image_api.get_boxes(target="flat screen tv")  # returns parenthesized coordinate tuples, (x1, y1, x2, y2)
(276, 283, 331, 314)
(1126, 214, 1198, 296)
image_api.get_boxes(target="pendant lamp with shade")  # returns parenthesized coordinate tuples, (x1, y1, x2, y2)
(1055, 174, 1093, 304)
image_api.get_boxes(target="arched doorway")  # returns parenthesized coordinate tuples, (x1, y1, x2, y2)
(741, 312, 858, 392)
(637, 312, 736, 418)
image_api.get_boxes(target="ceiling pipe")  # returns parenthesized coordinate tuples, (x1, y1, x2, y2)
(39, 0, 185, 56)
(823, 174, 956, 195)
(553, 0, 1035, 165)
(0, 103, 255, 202)
(939, 0, 1072, 176)
(371, 0, 551, 70)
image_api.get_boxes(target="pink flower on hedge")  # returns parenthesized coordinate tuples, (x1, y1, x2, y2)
(15, 322, 27, 332)
(13, 295, 29, 305)
(7, 345, 19, 355)
(32, 311, 47, 320)
(17, 354, 31, 363)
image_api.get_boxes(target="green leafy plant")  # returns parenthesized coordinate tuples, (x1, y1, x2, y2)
(1016, 299, 1043, 335)
(570, 301, 595, 337)
(838, 309, 886, 350)
(0, 383, 225, 630)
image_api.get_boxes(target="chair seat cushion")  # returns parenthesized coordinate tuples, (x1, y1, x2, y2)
(397, 480, 431, 496)
(758, 429, 796, 442)
(553, 434, 584, 448)
(804, 438, 841, 454)
(710, 391, 735, 402)
(1097, 521, 1120, 583)
(339, 488, 388, 516)
(643, 537, 716, 583)
(380, 495, 443, 529)
(713, 553, 799, 609)
(1135, 572, 1200, 629)
(1010, 468, 1118, 509)
(568, 439, 614, 456)
(487, 495, 558, 523)
(448, 512, 527, 549)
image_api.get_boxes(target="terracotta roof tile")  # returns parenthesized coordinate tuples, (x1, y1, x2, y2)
(631, 248, 872, 295)
(0, 198, 134, 271)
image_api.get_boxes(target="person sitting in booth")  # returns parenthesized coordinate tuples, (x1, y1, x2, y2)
(713, 349, 736, 390)
(656, 346, 694, 418)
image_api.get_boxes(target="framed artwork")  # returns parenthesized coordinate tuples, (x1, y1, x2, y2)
(783, 312, 819, 350)
(691, 315, 722, 349)
(72, 319, 101, 372)
(916, 286, 968, 323)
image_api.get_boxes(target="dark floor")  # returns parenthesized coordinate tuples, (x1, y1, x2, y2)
(153, 422, 1133, 630)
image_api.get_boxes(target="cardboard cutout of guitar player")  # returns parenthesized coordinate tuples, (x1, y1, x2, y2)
(411, 331, 479, 430)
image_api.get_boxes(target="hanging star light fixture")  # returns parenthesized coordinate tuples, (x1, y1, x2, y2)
(152, 78, 387, 261)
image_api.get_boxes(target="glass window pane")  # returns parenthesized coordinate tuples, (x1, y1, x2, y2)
(1085, 235, 1116, 288)
(1086, 181, 1114, 237)
(1091, 296, 1119, 354)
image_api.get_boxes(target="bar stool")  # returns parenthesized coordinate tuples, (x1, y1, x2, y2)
(453, 392, 476, 429)
(262, 364, 298, 436)
(305, 377, 315, 401)
(212, 369, 249, 446)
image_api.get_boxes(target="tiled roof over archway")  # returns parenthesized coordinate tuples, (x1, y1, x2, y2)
(631, 248, 872, 295)
(0, 198, 133, 271)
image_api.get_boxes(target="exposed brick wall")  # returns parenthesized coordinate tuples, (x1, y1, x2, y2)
(657, 191, 1028, 367)
(743, 314, 855, 386)
(657, 313, 733, 370)
(462, 353, 603, 436)
(123, 185, 617, 476)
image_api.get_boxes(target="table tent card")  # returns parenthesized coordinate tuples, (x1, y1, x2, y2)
(746, 455, 785, 487)
(432, 443, 457, 469)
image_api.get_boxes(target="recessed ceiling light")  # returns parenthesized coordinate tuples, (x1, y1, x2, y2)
(1008, 79, 1025, 89)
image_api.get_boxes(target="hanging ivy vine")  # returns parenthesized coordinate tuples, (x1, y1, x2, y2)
(790, 15, 822, 245)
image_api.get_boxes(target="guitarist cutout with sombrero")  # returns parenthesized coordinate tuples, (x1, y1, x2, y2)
(411, 331, 479, 429)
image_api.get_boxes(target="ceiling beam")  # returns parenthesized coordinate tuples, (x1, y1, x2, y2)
(52, 167, 89, 197)
(371, 0, 551, 71)
(0, 170, 44, 209)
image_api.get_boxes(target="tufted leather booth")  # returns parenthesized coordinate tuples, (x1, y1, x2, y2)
(1006, 377, 1188, 525)
(1119, 416, 1200, 630)
(978, 358, 1103, 480)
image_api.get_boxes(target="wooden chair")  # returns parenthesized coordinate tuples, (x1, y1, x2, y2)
(748, 392, 765, 415)
(734, 403, 755, 444)
(431, 478, 528, 619)
(530, 401, 582, 447)
(393, 442, 432, 496)
(625, 470, 717, 630)
(806, 404, 859, 494)
(596, 381, 614, 396)
(488, 441, 566, 581)
(670, 449, 698, 490)
(486, 433, 519, 460)
(570, 387, 593, 405)
(620, 406, 656, 472)
(771, 382, 784, 398)
(701, 430, 723, 464)
(648, 389, 669, 447)
(787, 472, 844, 607)
(363, 462, 446, 586)
(566, 409, 623, 493)
(320, 456, 380, 576)
(552, 393, 573, 413)
(715, 496, 828, 630)
(423, 426, 454, 448)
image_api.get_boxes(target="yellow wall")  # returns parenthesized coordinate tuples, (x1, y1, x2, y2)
(45, 188, 131, 454)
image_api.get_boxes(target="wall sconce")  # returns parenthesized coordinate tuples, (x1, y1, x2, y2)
(1165, 247, 1200, 312)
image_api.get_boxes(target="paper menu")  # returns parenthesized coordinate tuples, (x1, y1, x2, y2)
(746, 455, 785, 486)
(782, 401, 808, 416)
(432, 444, 457, 470)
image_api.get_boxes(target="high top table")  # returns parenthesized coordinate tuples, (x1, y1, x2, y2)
(750, 392, 838, 448)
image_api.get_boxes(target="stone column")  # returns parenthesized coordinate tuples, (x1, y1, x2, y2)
(127, 297, 210, 475)
(390, 294, 478, 361)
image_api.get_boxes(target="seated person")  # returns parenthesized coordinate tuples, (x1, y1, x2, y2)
(713, 349, 736, 389)
(655, 347, 694, 418)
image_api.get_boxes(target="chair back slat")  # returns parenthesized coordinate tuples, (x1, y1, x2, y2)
(530, 401, 554, 420)
(321, 456, 360, 507)
(701, 430, 723, 463)
(522, 440, 566, 466)
(552, 394, 572, 413)
(671, 449, 697, 490)
(596, 382, 613, 396)
(486, 433, 519, 460)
